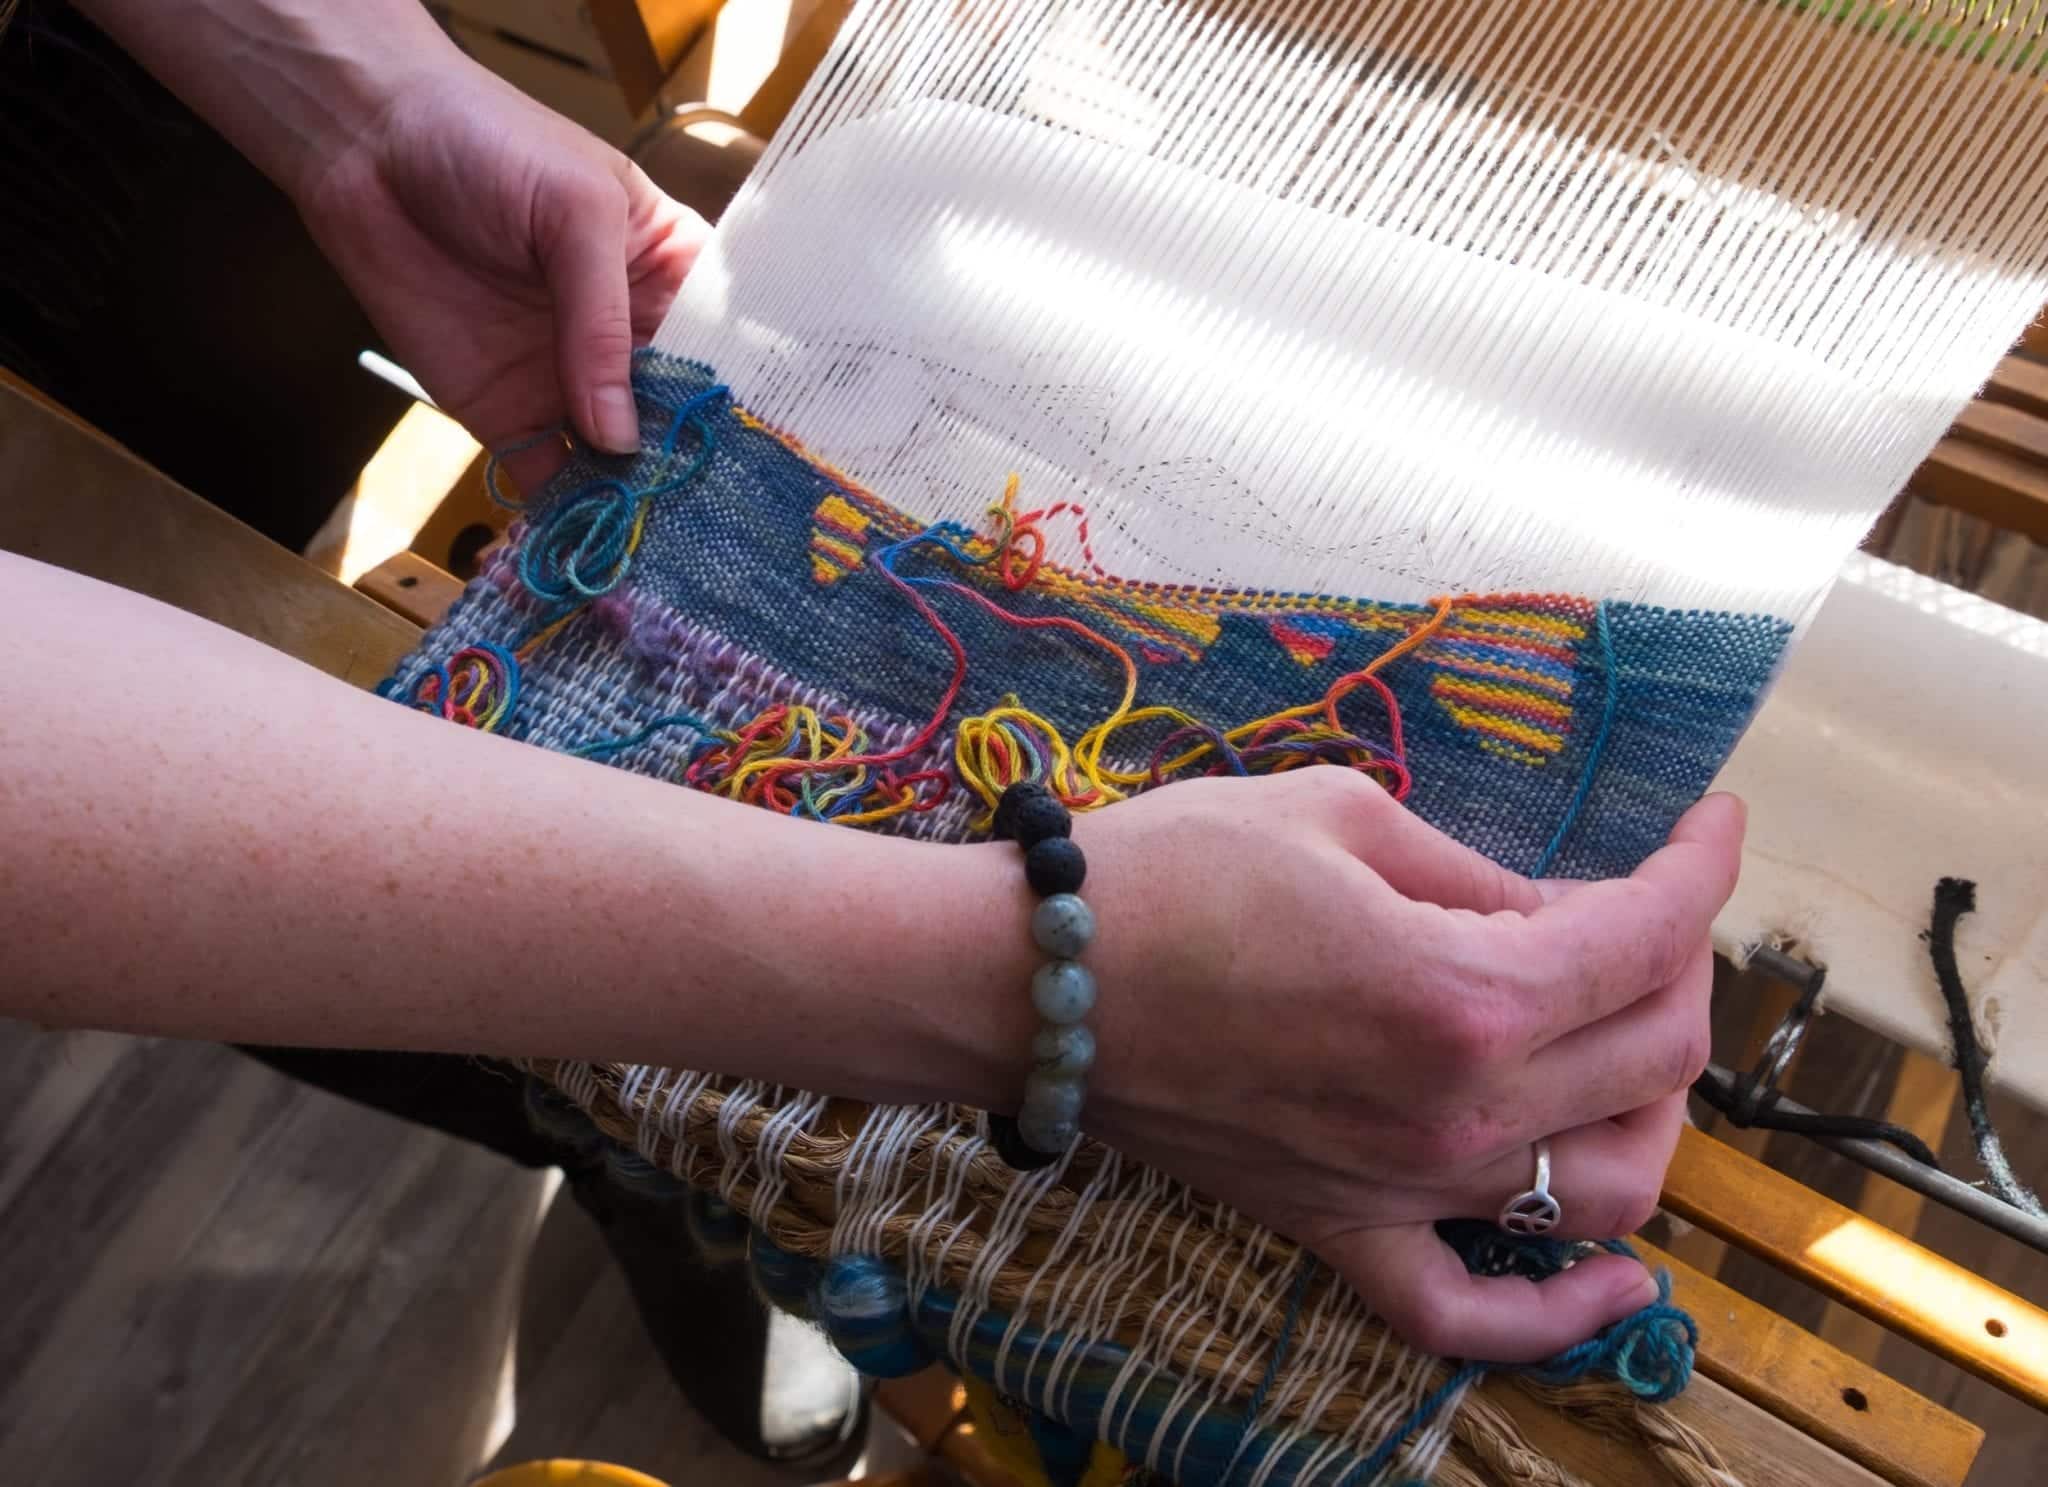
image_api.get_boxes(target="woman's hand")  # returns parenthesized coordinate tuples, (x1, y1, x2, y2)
(294, 62, 706, 489)
(1074, 769, 1741, 1363)
(69, 0, 705, 490)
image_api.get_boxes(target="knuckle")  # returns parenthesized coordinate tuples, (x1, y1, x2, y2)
(1424, 988, 1524, 1070)
(1594, 1175, 1664, 1239)
(1647, 992, 1713, 1096)
(1670, 1016, 1712, 1092)
(1406, 1107, 1501, 1171)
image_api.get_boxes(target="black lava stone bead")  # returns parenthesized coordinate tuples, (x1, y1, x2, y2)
(987, 1112, 1062, 1170)
(993, 781, 1072, 845)
(1024, 835, 1087, 897)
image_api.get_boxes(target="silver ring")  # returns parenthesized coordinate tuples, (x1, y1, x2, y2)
(1498, 1139, 1562, 1236)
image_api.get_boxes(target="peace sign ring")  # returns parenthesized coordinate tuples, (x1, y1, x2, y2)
(1498, 1139, 1563, 1237)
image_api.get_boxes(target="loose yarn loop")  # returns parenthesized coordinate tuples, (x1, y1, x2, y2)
(386, 642, 519, 731)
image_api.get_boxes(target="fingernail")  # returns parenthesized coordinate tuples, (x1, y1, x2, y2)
(1628, 1273, 1661, 1309)
(593, 384, 640, 454)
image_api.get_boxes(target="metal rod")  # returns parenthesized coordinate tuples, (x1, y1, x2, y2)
(1696, 1062, 2048, 1258)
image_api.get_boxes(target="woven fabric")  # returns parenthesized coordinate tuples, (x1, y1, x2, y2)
(382, 352, 1747, 1485)
(391, 353, 1787, 881)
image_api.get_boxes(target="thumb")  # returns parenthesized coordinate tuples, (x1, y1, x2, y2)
(540, 177, 640, 455)
(1328, 1223, 1658, 1364)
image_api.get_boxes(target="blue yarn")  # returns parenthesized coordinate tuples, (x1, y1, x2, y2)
(513, 387, 730, 613)
(1336, 1361, 1484, 1487)
(569, 710, 722, 760)
(601, 1140, 689, 1199)
(660, 385, 732, 455)
(482, 423, 571, 511)
(520, 479, 645, 605)
(815, 1254, 938, 1378)
(1221, 1253, 1317, 1485)
(746, 1229, 823, 1321)
(1529, 598, 1618, 877)
(1526, 1267, 1696, 1403)
(1026, 1408, 1100, 1487)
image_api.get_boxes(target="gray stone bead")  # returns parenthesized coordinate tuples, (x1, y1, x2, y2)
(1031, 893, 1096, 959)
(1031, 1022, 1097, 1078)
(1023, 1071, 1086, 1124)
(1031, 960, 1097, 1024)
(1016, 1105, 1079, 1155)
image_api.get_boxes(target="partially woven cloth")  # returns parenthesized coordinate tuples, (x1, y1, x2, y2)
(382, 358, 1731, 1485)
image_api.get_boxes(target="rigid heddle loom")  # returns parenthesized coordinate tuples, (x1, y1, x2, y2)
(380, 3, 2048, 1483)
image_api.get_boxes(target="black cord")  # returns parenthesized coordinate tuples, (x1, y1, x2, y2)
(1692, 1066, 1944, 1169)
(1693, 955, 1946, 1167)
(1928, 878, 2046, 1219)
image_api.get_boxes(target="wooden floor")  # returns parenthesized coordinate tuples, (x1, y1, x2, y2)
(0, 1020, 802, 1487)
(0, 969, 2042, 1486)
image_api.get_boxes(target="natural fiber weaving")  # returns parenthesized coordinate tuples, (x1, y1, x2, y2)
(380, 2, 2048, 1481)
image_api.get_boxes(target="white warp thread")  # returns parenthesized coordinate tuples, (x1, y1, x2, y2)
(659, 0, 2048, 631)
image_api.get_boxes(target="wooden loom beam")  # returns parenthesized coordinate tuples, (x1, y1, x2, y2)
(1662, 1125, 2048, 1414)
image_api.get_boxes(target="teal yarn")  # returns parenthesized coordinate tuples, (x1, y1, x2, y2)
(1528, 598, 1617, 877)
(515, 383, 730, 611)
(722, 1221, 1697, 1483)
(1221, 1252, 1317, 1485)
(815, 1254, 939, 1378)
(1525, 1267, 1695, 1403)
(1439, 1219, 1696, 1402)
(747, 1229, 823, 1321)
(600, 1141, 691, 1200)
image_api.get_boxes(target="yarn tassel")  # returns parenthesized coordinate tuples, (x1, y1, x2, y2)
(813, 1254, 938, 1378)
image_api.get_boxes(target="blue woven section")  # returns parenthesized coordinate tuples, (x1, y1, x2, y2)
(388, 352, 1791, 879)
(721, 1229, 1688, 1486)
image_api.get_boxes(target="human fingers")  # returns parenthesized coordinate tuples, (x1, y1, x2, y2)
(620, 165, 706, 344)
(536, 173, 641, 455)
(1298, 768, 1547, 914)
(1446, 1093, 1689, 1242)
(1331, 1222, 1659, 1364)
(1367, 798, 1549, 915)
(1519, 936, 1713, 1128)
(1500, 793, 1744, 1038)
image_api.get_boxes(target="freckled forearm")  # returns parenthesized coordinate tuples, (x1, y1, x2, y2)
(0, 552, 1030, 1107)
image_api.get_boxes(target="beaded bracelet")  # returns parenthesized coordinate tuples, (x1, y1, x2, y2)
(986, 781, 1097, 1171)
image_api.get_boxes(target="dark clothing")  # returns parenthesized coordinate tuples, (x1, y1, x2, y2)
(2, 1, 408, 553)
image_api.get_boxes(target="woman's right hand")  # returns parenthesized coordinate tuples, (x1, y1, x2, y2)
(1069, 769, 1742, 1363)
